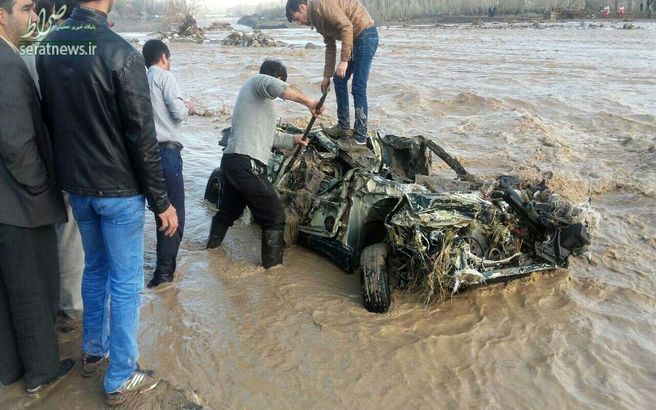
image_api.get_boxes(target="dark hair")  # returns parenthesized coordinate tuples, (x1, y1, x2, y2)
(142, 39, 171, 68)
(55, 0, 78, 19)
(0, 0, 14, 14)
(260, 59, 287, 82)
(34, 0, 75, 20)
(36, 0, 54, 15)
(285, 0, 307, 23)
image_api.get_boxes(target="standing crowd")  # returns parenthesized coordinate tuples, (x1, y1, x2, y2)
(0, 0, 376, 405)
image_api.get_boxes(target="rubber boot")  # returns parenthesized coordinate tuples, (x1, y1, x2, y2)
(262, 229, 284, 269)
(206, 215, 229, 249)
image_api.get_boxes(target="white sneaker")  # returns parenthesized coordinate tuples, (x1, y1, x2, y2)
(105, 367, 160, 406)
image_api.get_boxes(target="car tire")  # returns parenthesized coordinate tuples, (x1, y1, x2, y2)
(360, 243, 391, 313)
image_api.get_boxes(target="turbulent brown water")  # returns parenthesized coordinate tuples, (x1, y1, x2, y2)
(2, 19, 655, 410)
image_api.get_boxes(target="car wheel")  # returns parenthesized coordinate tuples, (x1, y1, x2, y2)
(360, 243, 391, 313)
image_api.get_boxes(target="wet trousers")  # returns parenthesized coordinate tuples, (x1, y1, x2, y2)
(152, 145, 185, 277)
(214, 154, 285, 231)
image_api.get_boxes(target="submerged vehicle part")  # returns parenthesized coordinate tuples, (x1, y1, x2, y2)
(360, 243, 391, 313)
(206, 124, 597, 313)
(384, 180, 595, 305)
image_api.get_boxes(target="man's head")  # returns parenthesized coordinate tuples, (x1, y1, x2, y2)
(0, 0, 14, 15)
(0, 0, 38, 47)
(260, 59, 287, 82)
(77, 0, 114, 14)
(142, 39, 171, 70)
(32, 0, 74, 28)
(55, 0, 77, 20)
(286, 0, 310, 26)
(35, 0, 53, 16)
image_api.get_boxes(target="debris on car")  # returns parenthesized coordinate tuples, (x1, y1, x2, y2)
(206, 124, 598, 313)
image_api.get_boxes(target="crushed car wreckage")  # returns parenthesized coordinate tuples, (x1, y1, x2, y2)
(206, 124, 596, 313)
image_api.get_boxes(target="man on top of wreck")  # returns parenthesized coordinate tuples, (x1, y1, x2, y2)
(286, 0, 378, 146)
(206, 60, 324, 269)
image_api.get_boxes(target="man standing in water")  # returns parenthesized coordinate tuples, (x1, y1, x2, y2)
(0, 0, 74, 394)
(142, 39, 195, 289)
(286, 0, 378, 145)
(38, 0, 178, 405)
(206, 59, 323, 269)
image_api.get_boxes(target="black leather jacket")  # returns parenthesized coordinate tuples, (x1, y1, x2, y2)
(37, 7, 170, 214)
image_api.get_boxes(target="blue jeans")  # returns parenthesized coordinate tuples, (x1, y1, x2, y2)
(68, 194, 145, 393)
(333, 26, 379, 143)
(154, 146, 185, 277)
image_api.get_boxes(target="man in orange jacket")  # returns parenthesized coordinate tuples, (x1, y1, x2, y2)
(287, 0, 378, 145)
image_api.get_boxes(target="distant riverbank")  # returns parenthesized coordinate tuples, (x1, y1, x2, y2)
(111, 12, 654, 34)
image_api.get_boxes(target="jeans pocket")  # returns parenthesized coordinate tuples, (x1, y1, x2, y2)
(98, 197, 145, 226)
(355, 36, 378, 60)
(99, 197, 133, 217)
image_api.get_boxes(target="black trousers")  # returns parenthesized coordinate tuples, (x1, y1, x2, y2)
(216, 154, 285, 231)
(0, 224, 60, 388)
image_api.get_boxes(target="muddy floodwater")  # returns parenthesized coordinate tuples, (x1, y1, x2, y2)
(1, 19, 655, 409)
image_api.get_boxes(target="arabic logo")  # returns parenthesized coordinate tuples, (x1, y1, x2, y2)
(21, 5, 67, 39)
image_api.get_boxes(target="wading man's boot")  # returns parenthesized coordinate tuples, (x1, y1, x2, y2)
(206, 215, 229, 249)
(147, 272, 174, 289)
(262, 229, 284, 268)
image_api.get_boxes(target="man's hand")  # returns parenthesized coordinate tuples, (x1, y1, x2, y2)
(186, 100, 196, 115)
(282, 86, 327, 116)
(293, 134, 308, 147)
(158, 205, 179, 237)
(335, 61, 349, 79)
(321, 77, 331, 94)
(307, 99, 325, 118)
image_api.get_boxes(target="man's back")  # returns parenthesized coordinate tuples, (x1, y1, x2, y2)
(147, 66, 188, 143)
(224, 74, 288, 165)
(38, 7, 169, 214)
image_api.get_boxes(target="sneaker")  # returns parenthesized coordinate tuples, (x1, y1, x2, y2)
(80, 353, 108, 377)
(355, 138, 368, 146)
(147, 273, 174, 289)
(25, 358, 75, 396)
(321, 123, 353, 138)
(105, 368, 160, 407)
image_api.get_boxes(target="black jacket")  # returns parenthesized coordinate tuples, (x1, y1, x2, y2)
(0, 40, 66, 228)
(37, 7, 170, 214)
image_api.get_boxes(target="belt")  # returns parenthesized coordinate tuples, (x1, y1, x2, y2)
(224, 153, 267, 176)
(224, 153, 266, 167)
(159, 141, 183, 150)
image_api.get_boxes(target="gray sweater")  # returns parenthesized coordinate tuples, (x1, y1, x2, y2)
(147, 66, 189, 143)
(224, 74, 295, 165)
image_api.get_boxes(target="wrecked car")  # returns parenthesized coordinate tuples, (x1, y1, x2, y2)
(206, 125, 595, 313)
